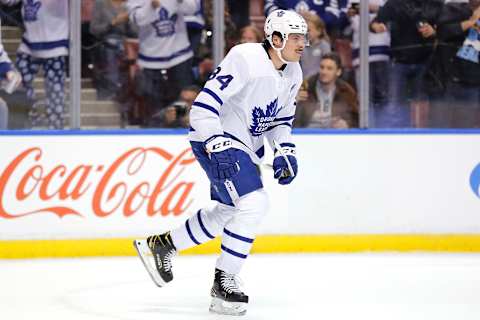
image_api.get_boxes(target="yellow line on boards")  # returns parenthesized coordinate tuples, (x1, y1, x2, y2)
(2, 235, 480, 259)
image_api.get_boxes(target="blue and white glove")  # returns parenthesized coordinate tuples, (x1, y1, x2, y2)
(204, 135, 240, 181)
(273, 143, 298, 185)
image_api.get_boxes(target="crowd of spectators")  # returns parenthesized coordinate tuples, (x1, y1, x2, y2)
(0, 0, 479, 129)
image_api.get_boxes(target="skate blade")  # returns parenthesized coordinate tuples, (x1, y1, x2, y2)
(133, 239, 166, 287)
(209, 297, 247, 316)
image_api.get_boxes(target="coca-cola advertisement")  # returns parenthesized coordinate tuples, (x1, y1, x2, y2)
(0, 135, 213, 240)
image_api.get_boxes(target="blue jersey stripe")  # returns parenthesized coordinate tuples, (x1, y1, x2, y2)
(186, 220, 201, 245)
(352, 45, 391, 60)
(279, 142, 295, 148)
(201, 88, 223, 106)
(138, 46, 192, 62)
(224, 228, 254, 243)
(221, 244, 248, 259)
(22, 38, 69, 51)
(225, 132, 265, 159)
(130, 5, 142, 25)
(266, 122, 292, 132)
(275, 115, 295, 122)
(197, 210, 215, 239)
(255, 146, 265, 159)
(192, 101, 219, 116)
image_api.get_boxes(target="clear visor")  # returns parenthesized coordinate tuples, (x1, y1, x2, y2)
(287, 33, 310, 47)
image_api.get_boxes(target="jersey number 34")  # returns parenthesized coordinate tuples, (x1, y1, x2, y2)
(208, 67, 233, 91)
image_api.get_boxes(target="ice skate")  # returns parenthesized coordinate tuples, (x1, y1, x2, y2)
(133, 232, 176, 287)
(209, 268, 249, 316)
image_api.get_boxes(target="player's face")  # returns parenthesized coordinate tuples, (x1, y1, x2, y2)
(319, 58, 341, 85)
(282, 33, 306, 62)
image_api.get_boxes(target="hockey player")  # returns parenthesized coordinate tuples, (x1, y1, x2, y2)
(0, 0, 69, 129)
(134, 9, 307, 316)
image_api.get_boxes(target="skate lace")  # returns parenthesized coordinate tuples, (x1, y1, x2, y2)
(163, 249, 176, 272)
(220, 273, 243, 294)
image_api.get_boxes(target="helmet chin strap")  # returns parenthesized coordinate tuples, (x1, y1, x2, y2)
(270, 36, 290, 65)
(274, 47, 289, 64)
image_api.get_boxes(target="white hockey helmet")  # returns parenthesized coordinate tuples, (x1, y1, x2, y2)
(264, 9, 308, 50)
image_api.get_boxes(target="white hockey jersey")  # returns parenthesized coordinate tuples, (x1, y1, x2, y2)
(349, 0, 390, 67)
(127, 0, 198, 69)
(0, 21, 12, 68)
(0, 0, 69, 59)
(189, 43, 303, 165)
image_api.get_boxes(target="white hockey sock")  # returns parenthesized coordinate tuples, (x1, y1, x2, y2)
(216, 189, 269, 274)
(216, 227, 255, 274)
(170, 204, 235, 251)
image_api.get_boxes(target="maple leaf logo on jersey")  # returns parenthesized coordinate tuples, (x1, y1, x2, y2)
(152, 8, 178, 38)
(24, 0, 42, 22)
(250, 98, 282, 136)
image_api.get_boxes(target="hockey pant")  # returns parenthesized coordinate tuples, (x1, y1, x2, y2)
(170, 142, 269, 274)
(16, 53, 66, 129)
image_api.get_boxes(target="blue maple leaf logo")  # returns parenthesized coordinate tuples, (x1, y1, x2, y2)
(250, 98, 282, 136)
(24, 0, 42, 22)
(152, 8, 177, 38)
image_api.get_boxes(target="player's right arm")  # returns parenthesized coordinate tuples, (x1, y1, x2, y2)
(189, 46, 250, 141)
(127, 0, 159, 27)
(189, 46, 250, 181)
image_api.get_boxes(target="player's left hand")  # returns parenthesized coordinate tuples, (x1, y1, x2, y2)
(273, 143, 298, 185)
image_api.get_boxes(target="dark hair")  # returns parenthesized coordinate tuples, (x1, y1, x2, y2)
(262, 31, 283, 49)
(320, 52, 342, 70)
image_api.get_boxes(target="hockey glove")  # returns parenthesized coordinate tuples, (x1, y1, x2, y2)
(273, 143, 298, 185)
(204, 135, 240, 181)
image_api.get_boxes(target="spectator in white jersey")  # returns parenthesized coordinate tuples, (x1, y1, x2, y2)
(127, 0, 198, 127)
(347, 0, 391, 125)
(133, 10, 306, 316)
(1, 0, 69, 129)
(0, 17, 22, 129)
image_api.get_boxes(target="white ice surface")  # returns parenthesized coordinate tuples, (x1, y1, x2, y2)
(1, 253, 480, 320)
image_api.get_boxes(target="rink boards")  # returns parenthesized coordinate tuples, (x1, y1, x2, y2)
(1, 129, 480, 257)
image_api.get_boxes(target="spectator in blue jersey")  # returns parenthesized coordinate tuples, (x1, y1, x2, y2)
(90, 0, 137, 100)
(264, 0, 349, 38)
(1, 0, 69, 129)
(127, 0, 198, 127)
